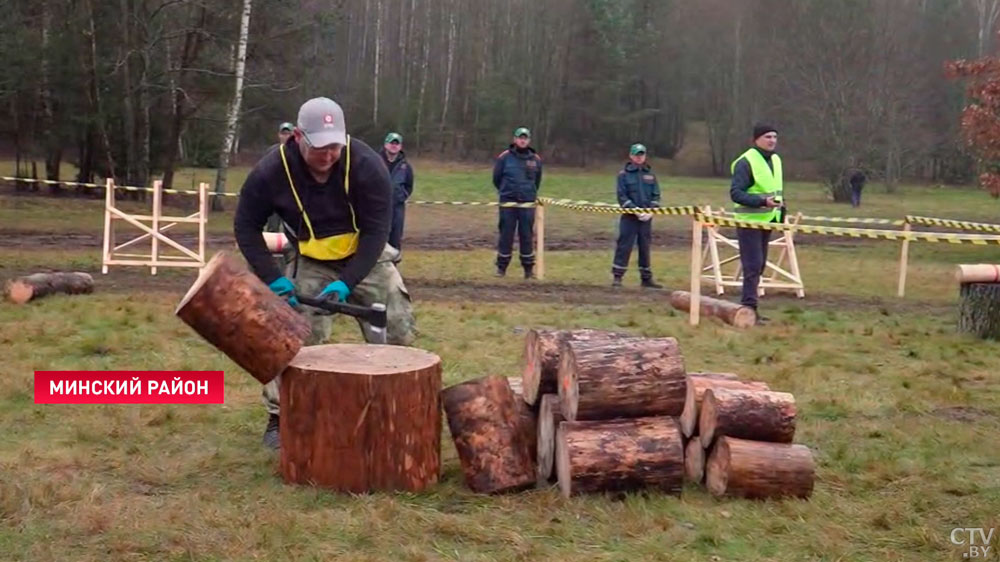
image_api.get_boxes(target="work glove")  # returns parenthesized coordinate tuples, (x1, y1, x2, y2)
(318, 280, 350, 302)
(268, 276, 299, 307)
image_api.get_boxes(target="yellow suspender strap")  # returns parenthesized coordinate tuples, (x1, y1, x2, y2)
(278, 137, 357, 239)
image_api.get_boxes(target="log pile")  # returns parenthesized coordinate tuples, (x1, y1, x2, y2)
(442, 328, 817, 501)
(956, 264, 1000, 340)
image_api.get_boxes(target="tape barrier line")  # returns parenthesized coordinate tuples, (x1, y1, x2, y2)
(538, 197, 699, 216)
(906, 215, 1000, 233)
(2, 176, 238, 197)
(710, 208, 903, 226)
(697, 214, 1000, 245)
(409, 200, 536, 208)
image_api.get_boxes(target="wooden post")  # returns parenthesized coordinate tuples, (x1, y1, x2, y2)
(690, 218, 703, 326)
(898, 222, 911, 298)
(151, 180, 162, 275)
(198, 182, 208, 266)
(705, 207, 725, 295)
(535, 202, 545, 280)
(787, 213, 804, 298)
(102, 178, 114, 275)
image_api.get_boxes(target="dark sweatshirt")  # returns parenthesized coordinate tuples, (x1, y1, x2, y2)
(233, 137, 392, 289)
(730, 147, 776, 209)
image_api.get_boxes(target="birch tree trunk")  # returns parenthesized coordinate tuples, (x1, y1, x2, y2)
(214, 0, 253, 212)
(373, 0, 382, 124)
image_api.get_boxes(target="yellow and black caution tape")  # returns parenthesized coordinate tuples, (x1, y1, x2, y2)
(709, 208, 904, 226)
(1, 176, 239, 197)
(697, 213, 1000, 245)
(906, 215, 1000, 233)
(2, 176, 103, 189)
(538, 197, 699, 216)
(409, 200, 536, 208)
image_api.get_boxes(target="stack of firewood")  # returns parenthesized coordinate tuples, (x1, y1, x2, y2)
(441, 328, 815, 500)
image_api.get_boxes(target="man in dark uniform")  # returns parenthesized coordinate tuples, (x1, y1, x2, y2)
(378, 132, 414, 260)
(234, 97, 415, 449)
(493, 127, 542, 279)
(612, 143, 663, 289)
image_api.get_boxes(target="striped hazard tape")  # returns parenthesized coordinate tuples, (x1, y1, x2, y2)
(906, 215, 1000, 233)
(710, 208, 904, 226)
(409, 200, 536, 208)
(697, 214, 1000, 245)
(2, 176, 239, 197)
(538, 197, 699, 216)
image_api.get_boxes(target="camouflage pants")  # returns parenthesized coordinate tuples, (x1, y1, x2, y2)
(262, 244, 416, 415)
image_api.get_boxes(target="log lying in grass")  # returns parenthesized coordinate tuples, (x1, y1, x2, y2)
(955, 264, 1000, 284)
(684, 437, 705, 484)
(705, 436, 815, 499)
(441, 375, 536, 494)
(535, 393, 564, 486)
(175, 251, 311, 385)
(669, 290, 756, 328)
(279, 344, 442, 493)
(556, 416, 684, 498)
(520, 328, 633, 406)
(558, 336, 686, 421)
(4, 272, 94, 304)
(958, 282, 1000, 340)
(680, 375, 771, 438)
(698, 388, 797, 448)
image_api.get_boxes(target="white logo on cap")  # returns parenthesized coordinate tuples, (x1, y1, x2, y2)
(323, 114, 334, 126)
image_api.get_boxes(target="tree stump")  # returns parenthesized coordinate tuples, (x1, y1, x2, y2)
(705, 436, 815, 499)
(684, 438, 705, 484)
(558, 337, 686, 421)
(680, 375, 771, 438)
(535, 393, 564, 486)
(442, 375, 536, 494)
(959, 282, 1000, 340)
(556, 417, 684, 498)
(669, 290, 756, 328)
(507, 377, 538, 463)
(699, 388, 796, 448)
(4, 271, 94, 304)
(520, 328, 632, 406)
(175, 251, 311, 385)
(279, 343, 442, 493)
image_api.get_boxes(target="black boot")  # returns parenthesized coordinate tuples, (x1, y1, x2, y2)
(641, 278, 663, 289)
(524, 265, 535, 280)
(262, 413, 280, 450)
(612, 275, 623, 288)
(495, 266, 506, 278)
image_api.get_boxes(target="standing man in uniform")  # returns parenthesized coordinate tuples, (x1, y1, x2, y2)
(729, 123, 783, 324)
(234, 97, 416, 449)
(493, 127, 542, 279)
(611, 143, 663, 289)
(379, 132, 414, 260)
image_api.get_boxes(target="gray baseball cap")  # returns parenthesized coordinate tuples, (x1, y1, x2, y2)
(297, 97, 347, 148)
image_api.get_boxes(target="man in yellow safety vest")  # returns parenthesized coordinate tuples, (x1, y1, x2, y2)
(729, 123, 783, 324)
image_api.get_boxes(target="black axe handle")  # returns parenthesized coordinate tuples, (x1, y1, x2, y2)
(296, 295, 387, 329)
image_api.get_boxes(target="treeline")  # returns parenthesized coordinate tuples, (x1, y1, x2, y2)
(0, 0, 994, 197)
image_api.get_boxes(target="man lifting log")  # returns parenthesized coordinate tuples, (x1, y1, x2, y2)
(234, 96, 416, 450)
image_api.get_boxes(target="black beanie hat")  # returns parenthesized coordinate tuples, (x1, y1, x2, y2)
(753, 123, 777, 140)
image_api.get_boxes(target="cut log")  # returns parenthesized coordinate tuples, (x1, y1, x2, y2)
(507, 377, 538, 463)
(279, 344, 442, 493)
(699, 388, 796, 448)
(442, 375, 536, 494)
(705, 436, 815, 499)
(959, 282, 1000, 340)
(4, 271, 94, 304)
(684, 437, 705, 484)
(669, 290, 756, 328)
(955, 264, 1000, 284)
(175, 251, 311, 385)
(556, 416, 684, 498)
(680, 375, 771, 438)
(535, 393, 564, 486)
(558, 336, 686, 421)
(520, 328, 633, 406)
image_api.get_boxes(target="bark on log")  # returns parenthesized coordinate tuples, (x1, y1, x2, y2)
(442, 375, 536, 494)
(520, 328, 633, 406)
(669, 290, 756, 328)
(175, 251, 311, 384)
(699, 388, 796, 448)
(4, 271, 94, 304)
(680, 375, 771, 438)
(535, 393, 564, 486)
(955, 264, 1000, 284)
(705, 436, 815, 499)
(558, 337, 686, 421)
(279, 344, 442, 493)
(959, 282, 1000, 340)
(556, 416, 684, 498)
(685, 437, 705, 484)
(508, 377, 538, 463)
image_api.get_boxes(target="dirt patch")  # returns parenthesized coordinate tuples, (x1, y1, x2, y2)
(931, 406, 996, 423)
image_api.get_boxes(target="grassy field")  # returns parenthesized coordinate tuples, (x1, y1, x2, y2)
(1, 161, 1000, 561)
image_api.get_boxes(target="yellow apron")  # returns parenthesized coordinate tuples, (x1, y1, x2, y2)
(279, 137, 359, 260)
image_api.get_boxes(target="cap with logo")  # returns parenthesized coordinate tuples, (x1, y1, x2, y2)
(278, 122, 294, 133)
(385, 132, 403, 144)
(513, 127, 531, 138)
(630, 143, 647, 156)
(297, 97, 347, 148)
